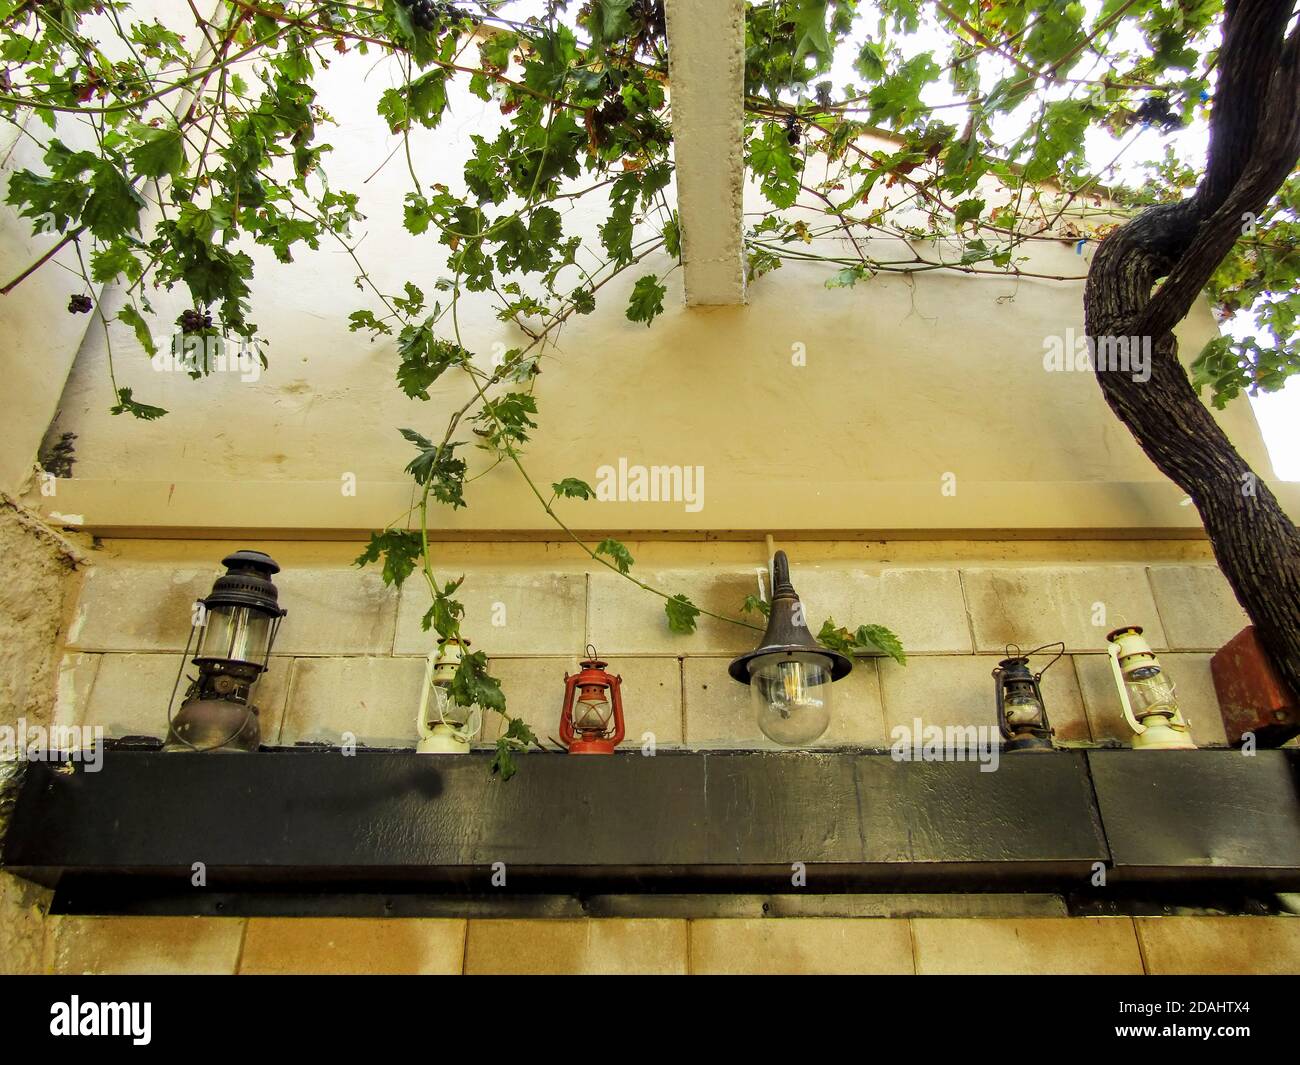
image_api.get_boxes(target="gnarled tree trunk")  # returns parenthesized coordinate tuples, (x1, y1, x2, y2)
(1085, 0, 1300, 697)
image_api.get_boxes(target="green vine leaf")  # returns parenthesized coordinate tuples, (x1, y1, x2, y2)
(495, 205, 563, 273)
(825, 265, 870, 288)
(953, 198, 985, 230)
(1191, 331, 1299, 410)
(355, 529, 423, 588)
(790, 0, 834, 66)
(595, 538, 635, 574)
(746, 121, 799, 209)
(402, 192, 434, 235)
(866, 52, 940, 127)
(585, 0, 637, 46)
(853, 623, 907, 666)
(109, 388, 167, 421)
(479, 31, 517, 71)
(398, 429, 468, 509)
(5, 141, 94, 235)
(552, 477, 596, 500)
(82, 160, 146, 241)
(451, 649, 506, 713)
(394, 282, 426, 317)
(854, 39, 886, 81)
(378, 69, 449, 133)
(491, 740, 519, 780)
(492, 716, 537, 781)
(627, 273, 666, 325)
(474, 391, 538, 451)
(421, 576, 466, 637)
(348, 309, 393, 337)
(127, 125, 185, 180)
(117, 304, 157, 357)
(665, 593, 701, 635)
(570, 286, 597, 314)
(1022, 99, 1091, 184)
(817, 618, 854, 656)
(396, 322, 468, 400)
(91, 243, 143, 284)
(599, 200, 635, 265)
(818, 618, 907, 665)
(663, 213, 681, 259)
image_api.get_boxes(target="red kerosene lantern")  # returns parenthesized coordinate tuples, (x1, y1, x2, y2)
(559, 646, 625, 754)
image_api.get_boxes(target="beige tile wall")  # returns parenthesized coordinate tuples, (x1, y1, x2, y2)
(59, 544, 1257, 749)
(23, 916, 1300, 975)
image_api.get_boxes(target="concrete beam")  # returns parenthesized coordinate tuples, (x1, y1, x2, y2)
(664, 0, 746, 305)
(27, 476, 1300, 539)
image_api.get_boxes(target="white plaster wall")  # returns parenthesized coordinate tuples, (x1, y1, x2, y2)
(20, 39, 1281, 531)
(0, 1, 213, 497)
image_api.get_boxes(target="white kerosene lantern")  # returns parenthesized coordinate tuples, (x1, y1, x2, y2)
(1106, 626, 1196, 750)
(416, 638, 481, 754)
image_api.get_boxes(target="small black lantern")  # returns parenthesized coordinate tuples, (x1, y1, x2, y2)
(729, 550, 852, 746)
(164, 550, 287, 752)
(992, 643, 1063, 752)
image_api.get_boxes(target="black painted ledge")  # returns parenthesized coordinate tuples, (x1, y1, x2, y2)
(3, 747, 1299, 914)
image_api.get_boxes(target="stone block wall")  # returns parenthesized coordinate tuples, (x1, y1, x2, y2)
(0, 500, 86, 975)
(25, 914, 1300, 975)
(8, 526, 1300, 976)
(56, 538, 1260, 750)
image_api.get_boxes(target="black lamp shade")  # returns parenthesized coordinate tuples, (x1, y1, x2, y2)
(728, 551, 852, 684)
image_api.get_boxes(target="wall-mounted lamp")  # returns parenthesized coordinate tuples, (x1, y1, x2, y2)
(417, 637, 480, 753)
(559, 647, 625, 754)
(1106, 625, 1195, 749)
(164, 550, 287, 752)
(993, 643, 1063, 752)
(728, 550, 852, 745)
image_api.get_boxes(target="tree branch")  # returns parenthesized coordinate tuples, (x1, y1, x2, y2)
(1085, 0, 1300, 699)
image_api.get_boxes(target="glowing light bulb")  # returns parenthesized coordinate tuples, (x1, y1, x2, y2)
(748, 652, 834, 745)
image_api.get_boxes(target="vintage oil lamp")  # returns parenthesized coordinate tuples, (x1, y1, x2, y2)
(1106, 625, 1196, 749)
(728, 550, 852, 745)
(164, 550, 287, 752)
(992, 643, 1063, 751)
(559, 646, 625, 754)
(417, 637, 481, 753)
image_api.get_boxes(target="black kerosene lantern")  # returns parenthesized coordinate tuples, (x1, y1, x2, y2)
(164, 550, 287, 752)
(992, 643, 1064, 752)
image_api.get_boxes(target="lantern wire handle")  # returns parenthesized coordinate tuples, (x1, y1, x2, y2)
(164, 620, 199, 747)
(437, 697, 481, 741)
(998, 642, 1065, 681)
(164, 604, 258, 753)
(586, 643, 598, 660)
(428, 670, 482, 743)
(1022, 641, 1065, 681)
